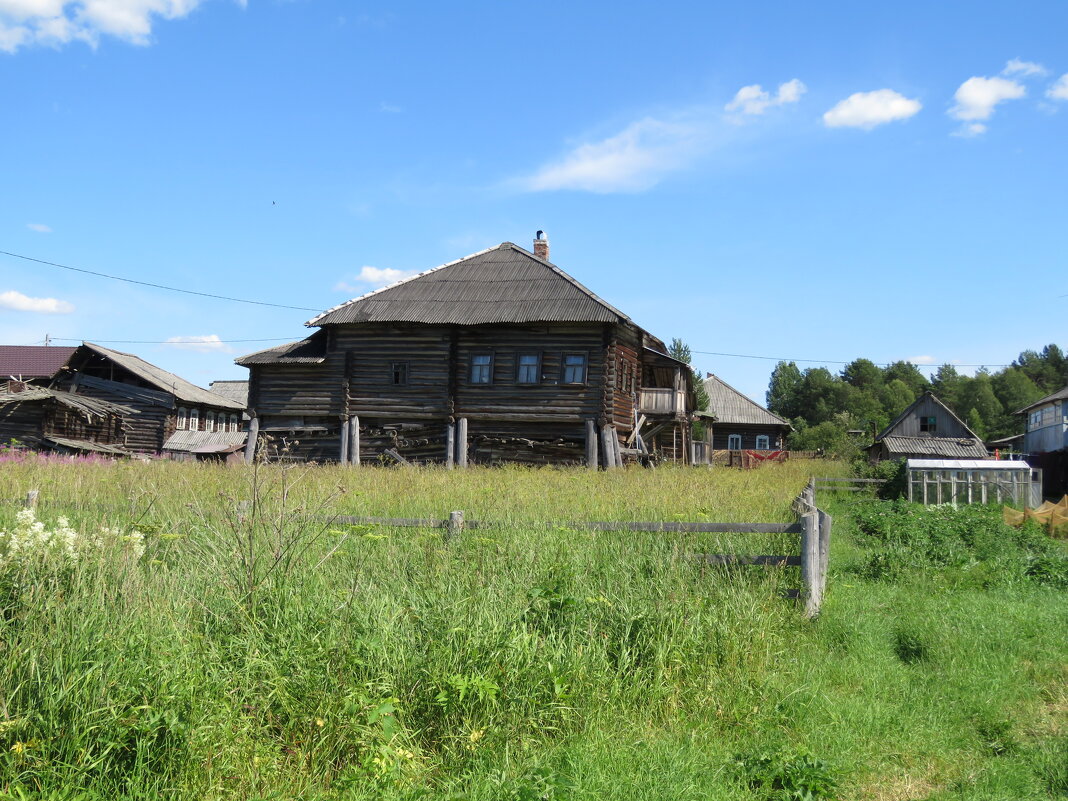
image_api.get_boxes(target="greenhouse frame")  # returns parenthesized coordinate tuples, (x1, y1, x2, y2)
(906, 459, 1042, 507)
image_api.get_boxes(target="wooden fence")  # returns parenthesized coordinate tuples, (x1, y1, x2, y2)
(13, 484, 833, 616)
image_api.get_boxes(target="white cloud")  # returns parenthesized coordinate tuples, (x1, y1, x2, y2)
(949, 76, 1025, 123)
(26, 222, 52, 233)
(0, 289, 74, 313)
(334, 265, 418, 292)
(951, 122, 987, 138)
(822, 89, 922, 129)
(163, 334, 231, 353)
(379, 101, 401, 113)
(725, 78, 806, 115)
(1048, 74, 1068, 101)
(517, 116, 703, 193)
(0, 0, 227, 53)
(908, 355, 937, 365)
(1002, 58, 1048, 78)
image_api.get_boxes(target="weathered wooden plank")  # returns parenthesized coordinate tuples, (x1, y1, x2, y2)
(801, 511, 821, 617)
(687, 554, 801, 566)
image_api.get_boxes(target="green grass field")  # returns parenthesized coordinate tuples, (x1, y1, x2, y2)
(0, 459, 1064, 800)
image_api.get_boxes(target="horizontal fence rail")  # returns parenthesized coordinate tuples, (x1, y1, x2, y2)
(10, 482, 831, 617)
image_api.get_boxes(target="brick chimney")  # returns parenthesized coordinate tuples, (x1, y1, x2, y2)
(533, 230, 549, 261)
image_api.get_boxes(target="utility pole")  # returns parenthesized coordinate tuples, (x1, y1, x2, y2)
(44, 333, 50, 346)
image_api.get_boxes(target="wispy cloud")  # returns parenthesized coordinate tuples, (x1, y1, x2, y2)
(379, 101, 401, 113)
(908, 354, 937, 365)
(0, 289, 74, 314)
(0, 0, 238, 54)
(823, 89, 922, 129)
(1048, 74, 1068, 101)
(334, 265, 418, 293)
(26, 222, 52, 233)
(164, 334, 232, 353)
(725, 79, 806, 115)
(515, 116, 706, 193)
(948, 75, 1025, 134)
(1002, 58, 1048, 78)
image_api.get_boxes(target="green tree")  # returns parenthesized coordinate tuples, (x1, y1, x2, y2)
(879, 379, 915, 419)
(931, 364, 967, 412)
(882, 361, 929, 397)
(966, 407, 987, 440)
(766, 361, 804, 419)
(842, 358, 884, 392)
(958, 372, 1003, 436)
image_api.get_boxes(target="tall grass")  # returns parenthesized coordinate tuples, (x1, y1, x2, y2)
(0, 461, 1063, 800)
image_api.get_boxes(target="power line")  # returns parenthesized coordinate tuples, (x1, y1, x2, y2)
(691, 350, 1011, 369)
(50, 337, 294, 345)
(0, 249, 321, 312)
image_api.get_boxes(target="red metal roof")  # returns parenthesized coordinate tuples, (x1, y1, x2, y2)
(0, 346, 76, 380)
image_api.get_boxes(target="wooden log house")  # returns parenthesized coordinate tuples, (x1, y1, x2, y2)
(237, 235, 696, 466)
(51, 343, 246, 456)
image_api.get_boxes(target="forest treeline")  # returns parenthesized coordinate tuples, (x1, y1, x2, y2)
(763, 344, 1068, 455)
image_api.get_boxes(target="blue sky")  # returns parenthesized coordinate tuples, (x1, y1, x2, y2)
(2, 0, 1066, 401)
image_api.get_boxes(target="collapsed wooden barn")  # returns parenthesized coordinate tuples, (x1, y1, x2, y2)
(52, 343, 246, 457)
(237, 236, 696, 466)
(0, 381, 135, 456)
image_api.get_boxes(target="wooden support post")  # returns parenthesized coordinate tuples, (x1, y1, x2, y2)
(600, 425, 615, 469)
(24, 490, 39, 510)
(817, 509, 832, 599)
(446, 510, 464, 542)
(613, 426, 623, 467)
(340, 417, 350, 465)
(350, 416, 360, 466)
(244, 416, 260, 464)
(446, 423, 455, 469)
(456, 417, 468, 468)
(801, 511, 822, 617)
(585, 419, 598, 469)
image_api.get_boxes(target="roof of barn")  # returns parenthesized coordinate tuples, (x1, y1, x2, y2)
(77, 343, 244, 410)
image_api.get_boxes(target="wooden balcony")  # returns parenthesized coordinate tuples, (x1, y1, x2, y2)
(638, 387, 687, 416)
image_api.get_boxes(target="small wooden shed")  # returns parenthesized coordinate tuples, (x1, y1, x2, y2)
(870, 391, 988, 462)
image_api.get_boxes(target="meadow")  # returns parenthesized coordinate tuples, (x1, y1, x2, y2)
(0, 458, 1064, 800)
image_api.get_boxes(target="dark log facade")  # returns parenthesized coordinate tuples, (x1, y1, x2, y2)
(239, 240, 695, 466)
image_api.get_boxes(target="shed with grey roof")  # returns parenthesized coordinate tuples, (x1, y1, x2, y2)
(702, 374, 791, 451)
(869, 391, 988, 463)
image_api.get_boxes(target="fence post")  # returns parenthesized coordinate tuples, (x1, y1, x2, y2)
(801, 510, 821, 617)
(24, 490, 39, 510)
(446, 510, 465, 542)
(817, 509, 832, 600)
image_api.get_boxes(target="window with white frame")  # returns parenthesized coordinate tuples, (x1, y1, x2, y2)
(755, 435, 770, 450)
(177, 407, 188, 430)
(517, 353, 540, 384)
(728, 434, 742, 450)
(470, 354, 492, 384)
(230, 413, 239, 432)
(206, 411, 216, 433)
(561, 353, 587, 384)
(189, 409, 200, 431)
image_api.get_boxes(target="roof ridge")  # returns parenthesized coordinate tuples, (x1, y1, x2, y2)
(703, 373, 790, 426)
(875, 390, 980, 441)
(305, 243, 506, 327)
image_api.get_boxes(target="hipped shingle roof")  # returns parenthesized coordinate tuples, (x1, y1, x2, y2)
(306, 243, 632, 328)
